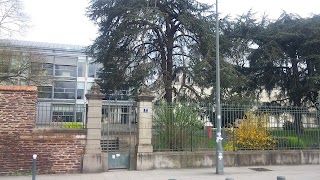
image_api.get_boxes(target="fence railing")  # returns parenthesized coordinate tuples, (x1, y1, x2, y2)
(36, 103, 86, 128)
(152, 103, 320, 152)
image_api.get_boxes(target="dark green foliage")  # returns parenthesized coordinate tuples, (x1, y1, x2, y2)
(222, 12, 320, 133)
(274, 136, 305, 149)
(247, 13, 320, 107)
(271, 129, 319, 149)
(87, 0, 216, 103)
(153, 102, 203, 151)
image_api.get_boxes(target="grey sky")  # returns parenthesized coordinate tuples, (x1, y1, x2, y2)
(21, 0, 320, 46)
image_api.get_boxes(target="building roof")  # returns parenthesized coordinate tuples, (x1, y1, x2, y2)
(0, 39, 87, 54)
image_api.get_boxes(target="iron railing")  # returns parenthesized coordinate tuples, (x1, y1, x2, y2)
(35, 103, 86, 128)
(152, 103, 320, 152)
(101, 101, 137, 153)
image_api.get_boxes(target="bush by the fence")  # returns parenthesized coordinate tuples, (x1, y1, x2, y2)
(274, 136, 305, 149)
(153, 102, 203, 151)
(226, 112, 276, 150)
(62, 122, 83, 129)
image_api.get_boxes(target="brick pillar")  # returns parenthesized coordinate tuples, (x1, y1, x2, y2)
(82, 84, 104, 173)
(136, 88, 154, 170)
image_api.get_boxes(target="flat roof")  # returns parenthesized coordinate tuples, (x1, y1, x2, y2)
(0, 39, 87, 53)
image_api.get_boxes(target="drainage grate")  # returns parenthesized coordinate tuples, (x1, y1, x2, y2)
(249, 168, 272, 172)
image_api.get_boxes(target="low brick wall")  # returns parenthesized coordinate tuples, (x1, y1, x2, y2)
(0, 86, 86, 175)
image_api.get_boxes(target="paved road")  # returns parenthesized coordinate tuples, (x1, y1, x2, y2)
(1, 165, 319, 180)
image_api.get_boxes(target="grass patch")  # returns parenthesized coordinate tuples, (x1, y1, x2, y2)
(153, 130, 218, 151)
(270, 129, 320, 149)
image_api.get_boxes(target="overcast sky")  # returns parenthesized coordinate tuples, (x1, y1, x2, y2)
(21, 0, 320, 46)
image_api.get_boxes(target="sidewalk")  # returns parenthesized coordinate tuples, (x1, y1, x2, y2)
(1, 165, 319, 180)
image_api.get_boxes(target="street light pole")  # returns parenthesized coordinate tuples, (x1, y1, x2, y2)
(215, 0, 224, 175)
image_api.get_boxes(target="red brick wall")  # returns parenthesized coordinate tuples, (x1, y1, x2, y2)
(0, 86, 86, 174)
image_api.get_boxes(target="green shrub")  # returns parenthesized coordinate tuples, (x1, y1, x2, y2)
(274, 136, 305, 149)
(153, 101, 203, 151)
(62, 122, 83, 129)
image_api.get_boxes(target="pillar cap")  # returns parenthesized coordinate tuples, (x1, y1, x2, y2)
(85, 83, 105, 100)
(136, 87, 154, 102)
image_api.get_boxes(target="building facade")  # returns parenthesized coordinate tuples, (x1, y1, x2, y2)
(0, 40, 137, 127)
(0, 40, 100, 126)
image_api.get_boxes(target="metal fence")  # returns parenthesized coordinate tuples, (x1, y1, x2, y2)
(101, 100, 137, 153)
(152, 103, 320, 152)
(36, 103, 86, 128)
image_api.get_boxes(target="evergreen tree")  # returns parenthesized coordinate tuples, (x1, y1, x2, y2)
(87, 0, 215, 103)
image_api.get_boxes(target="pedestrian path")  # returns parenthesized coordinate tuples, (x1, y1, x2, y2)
(1, 165, 319, 180)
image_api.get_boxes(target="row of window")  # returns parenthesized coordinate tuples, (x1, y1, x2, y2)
(0, 53, 100, 78)
(43, 62, 98, 78)
(38, 82, 93, 99)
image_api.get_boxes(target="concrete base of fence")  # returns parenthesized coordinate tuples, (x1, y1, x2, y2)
(82, 154, 102, 173)
(154, 152, 215, 169)
(136, 153, 154, 170)
(151, 150, 320, 169)
(102, 152, 108, 172)
(130, 152, 137, 170)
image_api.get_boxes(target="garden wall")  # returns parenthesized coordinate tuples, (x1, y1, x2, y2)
(152, 150, 320, 169)
(0, 85, 86, 175)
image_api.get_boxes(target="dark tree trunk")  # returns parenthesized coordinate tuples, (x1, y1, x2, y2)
(164, 18, 174, 104)
(293, 111, 303, 135)
(291, 58, 304, 134)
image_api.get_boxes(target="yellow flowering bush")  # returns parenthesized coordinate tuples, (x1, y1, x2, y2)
(226, 112, 276, 150)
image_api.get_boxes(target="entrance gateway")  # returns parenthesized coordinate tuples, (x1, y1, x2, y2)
(101, 100, 137, 169)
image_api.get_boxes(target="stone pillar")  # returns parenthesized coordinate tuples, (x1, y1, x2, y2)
(82, 84, 104, 173)
(136, 88, 155, 170)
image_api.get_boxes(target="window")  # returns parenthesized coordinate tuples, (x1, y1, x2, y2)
(88, 63, 95, 77)
(55, 56, 77, 66)
(55, 65, 76, 77)
(0, 58, 9, 73)
(121, 107, 129, 124)
(52, 111, 74, 122)
(77, 62, 85, 77)
(0, 53, 14, 74)
(87, 82, 93, 91)
(52, 104, 84, 122)
(54, 81, 76, 99)
(38, 86, 52, 98)
(43, 63, 53, 75)
(77, 82, 85, 99)
(187, 77, 192, 84)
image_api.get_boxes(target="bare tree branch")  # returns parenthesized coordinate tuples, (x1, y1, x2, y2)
(0, 43, 50, 86)
(0, 0, 29, 38)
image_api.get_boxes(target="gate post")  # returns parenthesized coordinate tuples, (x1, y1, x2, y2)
(136, 88, 154, 170)
(82, 83, 104, 173)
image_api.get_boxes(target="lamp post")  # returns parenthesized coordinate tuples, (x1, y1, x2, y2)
(215, 0, 224, 175)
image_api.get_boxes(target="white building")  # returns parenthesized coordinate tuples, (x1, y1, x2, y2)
(0, 40, 100, 125)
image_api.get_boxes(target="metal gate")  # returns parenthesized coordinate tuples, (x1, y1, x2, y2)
(101, 100, 137, 169)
